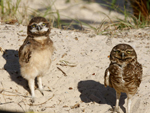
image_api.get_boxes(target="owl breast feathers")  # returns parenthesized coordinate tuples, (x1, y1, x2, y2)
(105, 61, 142, 94)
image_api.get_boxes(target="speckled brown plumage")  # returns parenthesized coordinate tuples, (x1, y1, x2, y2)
(104, 44, 142, 113)
(19, 17, 54, 102)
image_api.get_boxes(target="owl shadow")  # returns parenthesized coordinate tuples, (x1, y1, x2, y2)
(2, 49, 29, 92)
(77, 80, 127, 113)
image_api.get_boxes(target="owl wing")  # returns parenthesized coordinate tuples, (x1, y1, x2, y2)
(104, 63, 120, 88)
(104, 68, 110, 87)
(135, 62, 143, 87)
(19, 36, 32, 64)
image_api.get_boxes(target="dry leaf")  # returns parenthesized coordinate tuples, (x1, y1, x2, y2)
(61, 53, 67, 58)
(6, 19, 18, 25)
(75, 37, 78, 40)
(70, 103, 80, 109)
(69, 87, 73, 90)
(63, 105, 68, 108)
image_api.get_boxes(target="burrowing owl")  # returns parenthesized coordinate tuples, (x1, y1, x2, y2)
(104, 44, 142, 113)
(19, 17, 54, 102)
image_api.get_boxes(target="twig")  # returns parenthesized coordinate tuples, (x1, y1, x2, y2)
(2, 93, 29, 98)
(18, 100, 25, 112)
(57, 67, 67, 76)
(0, 101, 14, 105)
(1, 90, 30, 98)
(1, 83, 7, 103)
(70, 103, 80, 109)
(57, 60, 77, 67)
(29, 94, 55, 106)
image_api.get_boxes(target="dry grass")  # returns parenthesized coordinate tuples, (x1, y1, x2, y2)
(130, 0, 150, 21)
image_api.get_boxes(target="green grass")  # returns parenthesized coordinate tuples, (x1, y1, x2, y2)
(108, 0, 150, 29)
(0, 0, 21, 23)
(26, 0, 63, 28)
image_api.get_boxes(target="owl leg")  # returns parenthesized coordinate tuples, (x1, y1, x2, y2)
(28, 79, 35, 103)
(127, 95, 132, 113)
(37, 76, 44, 96)
(113, 92, 121, 113)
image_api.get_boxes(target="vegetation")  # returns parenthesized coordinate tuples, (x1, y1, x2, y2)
(0, 0, 21, 23)
(110, 0, 150, 29)
(0, 0, 150, 34)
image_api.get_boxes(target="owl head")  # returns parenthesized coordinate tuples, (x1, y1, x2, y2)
(27, 17, 50, 36)
(110, 44, 137, 64)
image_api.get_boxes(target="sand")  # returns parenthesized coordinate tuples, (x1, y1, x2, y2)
(0, 0, 150, 113)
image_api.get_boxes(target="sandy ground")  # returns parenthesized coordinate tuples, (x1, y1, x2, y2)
(0, 24, 150, 113)
(0, 0, 150, 113)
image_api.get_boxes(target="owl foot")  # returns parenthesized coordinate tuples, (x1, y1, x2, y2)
(113, 106, 120, 113)
(30, 97, 35, 103)
(36, 88, 52, 96)
(38, 88, 44, 96)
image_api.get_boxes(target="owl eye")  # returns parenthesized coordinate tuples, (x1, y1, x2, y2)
(115, 50, 120, 53)
(126, 51, 131, 54)
(42, 23, 46, 26)
(31, 24, 36, 28)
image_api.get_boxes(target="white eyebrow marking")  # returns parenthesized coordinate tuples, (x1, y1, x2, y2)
(30, 22, 43, 26)
(41, 27, 49, 32)
(38, 22, 43, 25)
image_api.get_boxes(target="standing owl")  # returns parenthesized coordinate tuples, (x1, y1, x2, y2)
(104, 44, 142, 113)
(19, 17, 54, 102)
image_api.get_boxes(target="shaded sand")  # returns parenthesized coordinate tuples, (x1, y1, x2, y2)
(0, 24, 150, 113)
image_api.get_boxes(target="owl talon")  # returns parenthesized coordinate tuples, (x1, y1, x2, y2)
(38, 89, 44, 96)
(30, 97, 35, 103)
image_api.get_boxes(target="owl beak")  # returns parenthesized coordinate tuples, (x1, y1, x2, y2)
(37, 26, 41, 31)
(121, 52, 125, 59)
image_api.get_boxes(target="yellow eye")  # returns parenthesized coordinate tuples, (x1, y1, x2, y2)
(42, 23, 45, 26)
(32, 25, 36, 28)
(127, 51, 131, 54)
(116, 50, 120, 53)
